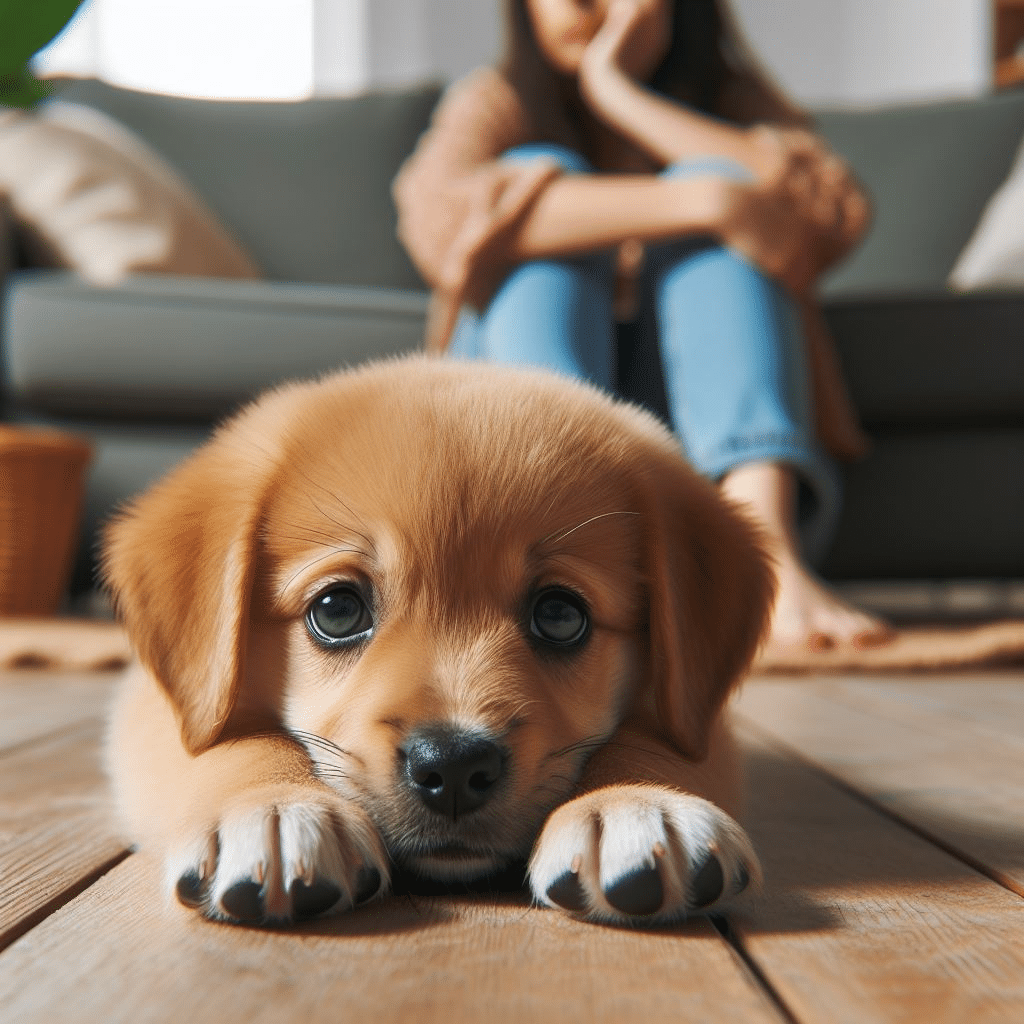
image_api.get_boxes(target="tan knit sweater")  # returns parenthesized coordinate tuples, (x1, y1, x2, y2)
(393, 68, 868, 461)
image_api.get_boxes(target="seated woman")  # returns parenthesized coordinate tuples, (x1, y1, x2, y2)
(394, 0, 893, 656)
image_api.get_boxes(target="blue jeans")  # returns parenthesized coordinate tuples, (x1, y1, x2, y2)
(450, 144, 840, 561)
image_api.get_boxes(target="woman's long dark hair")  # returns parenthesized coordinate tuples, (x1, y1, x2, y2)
(503, 0, 741, 122)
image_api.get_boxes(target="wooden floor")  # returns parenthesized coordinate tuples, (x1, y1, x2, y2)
(1, 667, 1022, 1024)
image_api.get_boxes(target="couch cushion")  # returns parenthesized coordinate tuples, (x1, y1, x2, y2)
(823, 291, 1024, 427)
(816, 90, 1024, 296)
(51, 79, 441, 291)
(0, 101, 261, 286)
(820, 427, 1024, 579)
(4, 272, 427, 421)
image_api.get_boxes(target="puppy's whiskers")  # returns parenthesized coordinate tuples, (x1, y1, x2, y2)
(288, 729, 369, 792)
(290, 728, 360, 763)
(276, 521, 373, 557)
(278, 545, 371, 595)
(598, 738, 685, 770)
(543, 733, 612, 764)
(540, 511, 641, 548)
(309, 496, 375, 555)
(272, 447, 375, 548)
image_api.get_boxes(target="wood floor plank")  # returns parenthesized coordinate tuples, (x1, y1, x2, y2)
(734, 676, 1024, 895)
(0, 854, 785, 1024)
(0, 670, 118, 754)
(0, 721, 129, 950)
(733, 725, 1024, 1024)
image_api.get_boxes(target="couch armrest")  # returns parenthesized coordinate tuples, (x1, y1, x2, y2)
(4, 271, 428, 421)
(822, 290, 1024, 428)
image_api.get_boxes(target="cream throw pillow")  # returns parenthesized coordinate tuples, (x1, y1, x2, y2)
(950, 133, 1024, 290)
(0, 101, 261, 285)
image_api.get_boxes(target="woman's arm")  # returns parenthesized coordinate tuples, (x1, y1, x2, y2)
(577, 0, 759, 168)
(505, 174, 721, 258)
(576, 1, 869, 267)
(505, 168, 826, 295)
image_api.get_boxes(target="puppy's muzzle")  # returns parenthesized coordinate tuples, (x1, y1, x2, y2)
(401, 726, 506, 819)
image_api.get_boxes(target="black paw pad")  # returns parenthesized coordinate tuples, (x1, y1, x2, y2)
(289, 878, 342, 920)
(175, 871, 209, 909)
(735, 862, 750, 894)
(219, 880, 265, 923)
(546, 871, 588, 912)
(689, 854, 724, 909)
(604, 865, 663, 916)
(354, 866, 382, 905)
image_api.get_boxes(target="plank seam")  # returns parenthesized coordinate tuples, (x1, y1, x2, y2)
(0, 849, 133, 954)
(710, 915, 802, 1024)
(736, 714, 1024, 901)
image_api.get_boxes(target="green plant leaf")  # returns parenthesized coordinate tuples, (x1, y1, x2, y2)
(0, 69, 55, 108)
(0, 0, 87, 76)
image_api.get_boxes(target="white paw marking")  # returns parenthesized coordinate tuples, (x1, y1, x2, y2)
(528, 784, 760, 924)
(167, 794, 388, 925)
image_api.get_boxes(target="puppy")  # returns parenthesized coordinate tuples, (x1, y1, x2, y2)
(103, 355, 774, 926)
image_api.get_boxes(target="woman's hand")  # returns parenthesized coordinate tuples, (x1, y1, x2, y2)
(709, 175, 840, 296)
(579, 0, 671, 91)
(742, 125, 871, 267)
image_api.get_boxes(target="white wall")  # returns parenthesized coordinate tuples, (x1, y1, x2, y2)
(732, 0, 992, 107)
(36, 0, 990, 108)
(839, 0, 991, 106)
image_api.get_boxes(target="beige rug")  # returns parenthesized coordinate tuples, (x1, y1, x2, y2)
(753, 618, 1024, 674)
(0, 617, 132, 671)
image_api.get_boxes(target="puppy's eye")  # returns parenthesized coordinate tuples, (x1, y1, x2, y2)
(306, 587, 373, 645)
(531, 588, 589, 646)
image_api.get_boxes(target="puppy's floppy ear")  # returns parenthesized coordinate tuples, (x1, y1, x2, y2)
(634, 434, 775, 761)
(102, 413, 278, 755)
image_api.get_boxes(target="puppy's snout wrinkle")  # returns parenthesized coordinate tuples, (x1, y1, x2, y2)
(402, 727, 506, 819)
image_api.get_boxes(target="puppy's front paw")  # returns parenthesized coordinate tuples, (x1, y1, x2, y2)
(168, 787, 388, 925)
(529, 784, 760, 925)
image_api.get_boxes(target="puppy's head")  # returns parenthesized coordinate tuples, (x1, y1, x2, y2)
(104, 356, 773, 880)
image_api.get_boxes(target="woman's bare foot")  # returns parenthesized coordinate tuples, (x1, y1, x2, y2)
(768, 553, 893, 651)
(720, 461, 893, 652)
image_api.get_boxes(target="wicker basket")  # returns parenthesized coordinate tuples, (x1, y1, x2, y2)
(0, 426, 93, 616)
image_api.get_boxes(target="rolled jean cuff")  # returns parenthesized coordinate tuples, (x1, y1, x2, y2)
(662, 156, 753, 184)
(502, 143, 593, 174)
(694, 434, 843, 566)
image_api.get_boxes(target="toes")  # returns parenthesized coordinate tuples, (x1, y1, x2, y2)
(532, 788, 761, 925)
(219, 880, 265, 923)
(354, 866, 383, 906)
(735, 862, 750, 894)
(688, 853, 724, 909)
(172, 800, 388, 925)
(289, 878, 343, 920)
(175, 871, 209, 910)
(546, 870, 588, 913)
(852, 624, 896, 649)
(604, 864, 664, 916)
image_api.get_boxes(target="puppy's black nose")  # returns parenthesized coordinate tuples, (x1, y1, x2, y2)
(403, 728, 505, 819)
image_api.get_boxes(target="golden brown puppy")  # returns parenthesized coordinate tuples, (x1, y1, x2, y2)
(104, 355, 774, 926)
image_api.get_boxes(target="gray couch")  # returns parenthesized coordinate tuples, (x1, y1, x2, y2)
(2, 79, 1024, 598)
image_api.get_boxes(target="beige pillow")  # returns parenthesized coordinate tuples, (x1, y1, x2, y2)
(0, 101, 261, 286)
(950, 133, 1024, 290)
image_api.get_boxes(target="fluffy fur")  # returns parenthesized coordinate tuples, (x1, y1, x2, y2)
(103, 355, 774, 925)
